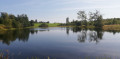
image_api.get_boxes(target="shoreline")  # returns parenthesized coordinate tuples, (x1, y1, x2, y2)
(1, 24, 120, 31)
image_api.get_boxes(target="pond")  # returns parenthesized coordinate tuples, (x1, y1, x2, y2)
(0, 27, 120, 59)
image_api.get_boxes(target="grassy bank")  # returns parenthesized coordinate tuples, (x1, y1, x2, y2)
(0, 23, 61, 30)
(0, 24, 6, 30)
(0, 24, 31, 30)
(103, 25, 120, 31)
(1, 23, 120, 31)
(34, 23, 61, 27)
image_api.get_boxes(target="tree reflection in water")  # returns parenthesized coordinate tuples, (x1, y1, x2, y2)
(0, 29, 44, 45)
(1, 27, 118, 45)
(89, 29, 103, 43)
(66, 27, 104, 43)
(78, 30, 87, 42)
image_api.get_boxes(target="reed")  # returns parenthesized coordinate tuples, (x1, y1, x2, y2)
(103, 25, 120, 31)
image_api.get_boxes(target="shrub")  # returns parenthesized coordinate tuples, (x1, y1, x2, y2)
(39, 23, 48, 27)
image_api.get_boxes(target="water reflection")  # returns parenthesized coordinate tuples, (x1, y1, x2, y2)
(30, 30, 38, 34)
(0, 29, 38, 45)
(105, 30, 120, 35)
(66, 27, 70, 35)
(66, 27, 104, 43)
(0, 27, 120, 59)
(78, 30, 87, 43)
(0, 27, 120, 45)
(71, 27, 82, 33)
(88, 29, 103, 43)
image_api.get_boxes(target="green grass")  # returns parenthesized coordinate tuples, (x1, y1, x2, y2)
(34, 23, 42, 27)
(0, 23, 61, 30)
(103, 25, 120, 31)
(0, 24, 30, 30)
(48, 23, 60, 27)
(34, 23, 60, 27)
(0, 24, 7, 30)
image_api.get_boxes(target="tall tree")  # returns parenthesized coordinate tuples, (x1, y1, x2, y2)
(88, 11, 94, 26)
(77, 11, 87, 26)
(0, 12, 12, 28)
(93, 10, 104, 27)
(30, 20, 34, 26)
(17, 14, 30, 27)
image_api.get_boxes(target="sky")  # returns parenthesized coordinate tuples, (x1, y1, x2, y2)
(0, 0, 120, 23)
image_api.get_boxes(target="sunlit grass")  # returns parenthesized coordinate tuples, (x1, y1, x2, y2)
(0, 24, 7, 30)
(103, 25, 120, 30)
(34, 23, 60, 27)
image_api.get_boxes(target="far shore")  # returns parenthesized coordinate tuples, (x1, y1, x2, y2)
(1, 23, 120, 31)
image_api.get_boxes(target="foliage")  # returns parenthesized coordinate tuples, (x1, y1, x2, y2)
(62, 10, 104, 28)
(103, 18, 120, 25)
(92, 10, 103, 28)
(0, 12, 31, 28)
(39, 23, 48, 27)
(77, 11, 87, 26)
(30, 20, 34, 26)
(48, 23, 60, 27)
(0, 29, 31, 45)
(34, 23, 60, 27)
(0, 24, 6, 30)
(103, 25, 120, 31)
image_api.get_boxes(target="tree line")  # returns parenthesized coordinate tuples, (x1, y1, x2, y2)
(1, 11, 120, 28)
(103, 18, 120, 25)
(62, 10, 103, 28)
(0, 12, 34, 28)
(60, 10, 120, 28)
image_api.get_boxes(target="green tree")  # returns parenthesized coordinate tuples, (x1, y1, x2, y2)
(30, 20, 34, 26)
(77, 11, 87, 26)
(0, 12, 12, 28)
(88, 11, 95, 26)
(9, 14, 16, 28)
(94, 15, 103, 27)
(93, 10, 104, 27)
(39, 23, 48, 27)
(16, 14, 30, 27)
(113, 18, 118, 24)
(0, 12, 34, 28)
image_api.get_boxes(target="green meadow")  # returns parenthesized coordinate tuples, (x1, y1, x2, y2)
(34, 23, 61, 27)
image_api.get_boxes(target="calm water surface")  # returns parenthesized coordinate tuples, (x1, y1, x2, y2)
(0, 27, 120, 59)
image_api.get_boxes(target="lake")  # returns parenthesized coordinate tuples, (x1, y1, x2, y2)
(0, 27, 120, 59)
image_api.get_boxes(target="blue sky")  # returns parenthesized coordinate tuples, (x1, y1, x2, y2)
(0, 0, 120, 23)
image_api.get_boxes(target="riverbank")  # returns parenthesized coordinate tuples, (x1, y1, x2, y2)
(34, 23, 61, 27)
(0, 24, 31, 30)
(0, 24, 15, 30)
(1, 23, 120, 31)
(103, 25, 120, 31)
(0, 23, 61, 30)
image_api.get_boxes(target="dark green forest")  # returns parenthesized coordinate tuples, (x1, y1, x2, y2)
(103, 18, 120, 25)
(0, 12, 33, 28)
